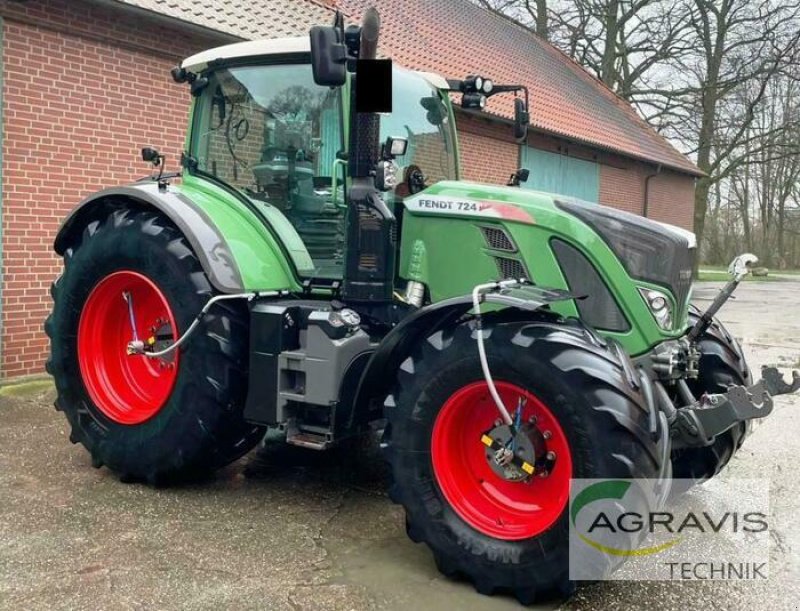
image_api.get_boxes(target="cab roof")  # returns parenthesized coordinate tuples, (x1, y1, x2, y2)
(180, 36, 450, 90)
(181, 36, 310, 72)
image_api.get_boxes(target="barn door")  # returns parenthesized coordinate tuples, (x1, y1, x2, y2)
(520, 147, 599, 202)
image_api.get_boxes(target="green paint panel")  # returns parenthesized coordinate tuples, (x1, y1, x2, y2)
(178, 175, 303, 292)
(520, 147, 599, 202)
(399, 180, 686, 356)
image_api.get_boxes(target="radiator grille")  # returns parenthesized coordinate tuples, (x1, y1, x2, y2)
(494, 256, 528, 280)
(481, 226, 516, 252)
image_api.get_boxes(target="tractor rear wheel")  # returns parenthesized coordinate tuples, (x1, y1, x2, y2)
(45, 207, 264, 484)
(383, 318, 670, 602)
(670, 308, 751, 487)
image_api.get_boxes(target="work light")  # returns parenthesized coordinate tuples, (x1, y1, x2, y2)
(463, 75, 484, 92)
(384, 136, 408, 158)
(462, 93, 487, 109)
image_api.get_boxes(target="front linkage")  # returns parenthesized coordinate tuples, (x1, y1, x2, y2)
(672, 367, 798, 448)
(653, 253, 799, 450)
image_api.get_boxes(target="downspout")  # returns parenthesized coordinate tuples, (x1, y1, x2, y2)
(642, 163, 662, 218)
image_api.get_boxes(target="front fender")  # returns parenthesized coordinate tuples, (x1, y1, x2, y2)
(350, 286, 574, 422)
(55, 182, 246, 293)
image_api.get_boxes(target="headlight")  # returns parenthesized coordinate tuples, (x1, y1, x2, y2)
(639, 287, 672, 330)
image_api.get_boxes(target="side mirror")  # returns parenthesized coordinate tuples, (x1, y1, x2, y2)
(421, 96, 445, 126)
(507, 168, 530, 187)
(514, 98, 529, 141)
(141, 147, 162, 166)
(310, 26, 347, 87)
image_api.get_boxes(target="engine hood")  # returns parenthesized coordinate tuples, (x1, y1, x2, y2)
(403, 181, 696, 245)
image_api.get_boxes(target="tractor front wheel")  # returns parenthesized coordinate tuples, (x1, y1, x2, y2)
(383, 318, 670, 602)
(45, 207, 265, 484)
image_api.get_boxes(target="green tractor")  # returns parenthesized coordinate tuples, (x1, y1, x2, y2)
(46, 9, 796, 602)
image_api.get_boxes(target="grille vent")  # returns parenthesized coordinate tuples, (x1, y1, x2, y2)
(359, 254, 378, 271)
(551, 239, 630, 332)
(494, 256, 528, 280)
(481, 226, 516, 252)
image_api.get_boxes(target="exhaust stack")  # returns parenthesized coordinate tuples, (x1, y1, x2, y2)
(342, 8, 397, 303)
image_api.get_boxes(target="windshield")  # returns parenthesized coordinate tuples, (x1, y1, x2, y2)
(192, 63, 343, 191)
(381, 69, 457, 197)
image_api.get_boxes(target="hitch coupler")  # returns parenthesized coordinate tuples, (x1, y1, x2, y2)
(672, 366, 798, 448)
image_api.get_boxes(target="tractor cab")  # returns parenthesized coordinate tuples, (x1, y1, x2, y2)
(180, 37, 459, 281)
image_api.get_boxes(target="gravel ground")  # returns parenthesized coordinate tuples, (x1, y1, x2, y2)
(1, 280, 798, 610)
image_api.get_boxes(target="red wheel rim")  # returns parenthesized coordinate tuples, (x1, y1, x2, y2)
(431, 381, 572, 540)
(77, 271, 179, 425)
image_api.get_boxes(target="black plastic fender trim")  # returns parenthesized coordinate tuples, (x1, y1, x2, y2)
(349, 286, 574, 424)
(54, 183, 244, 293)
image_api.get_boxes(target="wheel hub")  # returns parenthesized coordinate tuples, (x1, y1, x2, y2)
(481, 421, 555, 482)
(431, 381, 572, 540)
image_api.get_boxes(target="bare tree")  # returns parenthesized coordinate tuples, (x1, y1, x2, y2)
(476, 0, 800, 271)
(724, 68, 800, 266)
(475, 0, 550, 38)
(549, 0, 695, 98)
(674, 0, 800, 270)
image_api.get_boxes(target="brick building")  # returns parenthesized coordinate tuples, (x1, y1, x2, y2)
(0, 0, 700, 380)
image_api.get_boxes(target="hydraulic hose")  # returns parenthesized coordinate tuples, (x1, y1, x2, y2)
(472, 279, 523, 426)
(127, 291, 280, 358)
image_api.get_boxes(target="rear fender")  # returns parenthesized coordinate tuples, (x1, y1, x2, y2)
(54, 182, 292, 294)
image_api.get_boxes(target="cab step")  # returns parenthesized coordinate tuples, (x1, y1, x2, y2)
(283, 420, 332, 450)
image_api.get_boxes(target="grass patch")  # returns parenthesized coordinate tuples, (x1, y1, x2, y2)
(697, 270, 781, 282)
(0, 378, 54, 398)
(699, 265, 728, 272)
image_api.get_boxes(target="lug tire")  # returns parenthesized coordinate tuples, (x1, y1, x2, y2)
(670, 308, 750, 486)
(382, 318, 671, 602)
(45, 206, 265, 484)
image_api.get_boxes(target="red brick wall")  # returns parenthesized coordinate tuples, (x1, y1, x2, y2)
(643, 170, 696, 230)
(455, 112, 518, 184)
(599, 162, 644, 215)
(599, 160, 696, 230)
(0, 0, 223, 379)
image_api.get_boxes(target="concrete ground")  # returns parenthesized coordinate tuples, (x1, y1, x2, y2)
(1, 280, 798, 610)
